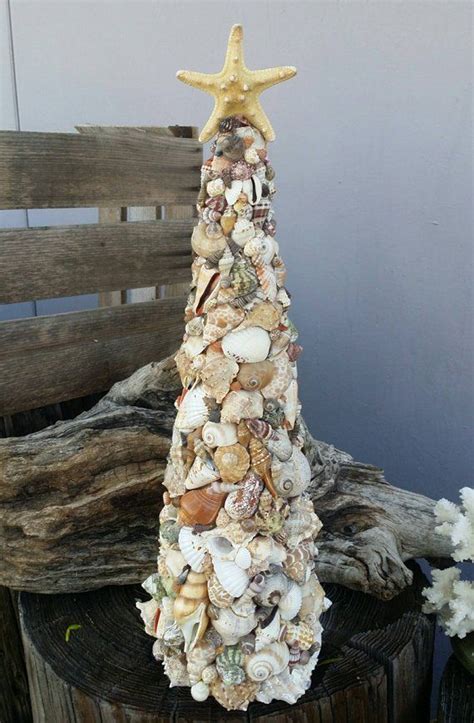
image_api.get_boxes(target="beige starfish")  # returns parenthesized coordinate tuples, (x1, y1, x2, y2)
(176, 24, 296, 143)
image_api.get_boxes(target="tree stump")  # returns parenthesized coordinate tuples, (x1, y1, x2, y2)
(19, 563, 434, 723)
(437, 654, 473, 723)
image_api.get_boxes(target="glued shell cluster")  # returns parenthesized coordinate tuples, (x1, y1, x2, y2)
(138, 116, 328, 712)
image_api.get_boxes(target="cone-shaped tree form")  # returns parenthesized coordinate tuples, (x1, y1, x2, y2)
(138, 27, 329, 711)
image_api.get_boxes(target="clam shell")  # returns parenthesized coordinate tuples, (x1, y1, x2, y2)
(175, 385, 209, 433)
(245, 642, 290, 682)
(202, 421, 237, 447)
(178, 527, 206, 572)
(182, 335, 207, 360)
(191, 223, 227, 261)
(237, 360, 274, 392)
(213, 443, 250, 484)
(261, 351, 292, 399)
(224, 472, 264, 520)
(221, 390, 264, 424)
(200, 355, 239, 403)
(222, 327, 270, 363)
(179, 485, 227, 527)
(185, 455, 220, 490)
(212, 558, 249, 598)
(203, 303, 245, 344)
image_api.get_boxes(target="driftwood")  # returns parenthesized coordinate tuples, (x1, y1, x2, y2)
(19, 564, 434, 723)
(0, 355, 452, 597)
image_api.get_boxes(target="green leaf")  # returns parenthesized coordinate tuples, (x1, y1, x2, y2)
(65, 624, 82, 642)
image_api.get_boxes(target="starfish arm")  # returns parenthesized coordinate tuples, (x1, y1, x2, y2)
(250, 65, 297, 90)
(223, 24, 245, 72)
(176, 69, 218, 96)
(199, 99, 224, 142)
(247, 97, 276, 142)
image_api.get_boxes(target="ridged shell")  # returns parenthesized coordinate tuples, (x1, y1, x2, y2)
(254, 609, 282, 651)
(178, 485, 227, 527)
(216, 645, 245, 686)
(222, 327, 270, 363)
(213, 443, 250, 484)
(221, 390, 264, 424)
(212, 558, 250, 599)
(244, 235, 275, 265)
(203, 303, 245, 344)
(211, 605, 257, 646)
(163, 654, 190, 687)
(278, 582, 303, 621)
(173, 571, 209, 653)
(236, 419, 252, 447)
(282, 546, 311, 584)
(191, 223, 227, 261)
(285, 622, 314, 651)
(237, 360, 274, 391)
(242, 175, 262, 205)
(175, 385, 209, 433)
(246, 418, 276, 441)
(224, 472, 264, 520)
(178, 527, 206, 572)
(245, 642, 290, 682)
(261, 351, 292, 399)
(185, 455, 220, 490)
(283, 500, 322, 548)
(255, 668, 307, 705)
(239, 301, 282, 331)
(187, 640, 217, 685)
(200, 355, 239, 403)
(255, 262, 278, 301)
(230, 259, 259, 298)
(210, 677, 259, 712)
(208, 574, 234, 608)
(202, 421, 238, 447)
(218, 246, 234, 276)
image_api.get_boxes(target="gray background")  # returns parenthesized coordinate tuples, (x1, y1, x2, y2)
(1, 0, 472, 706)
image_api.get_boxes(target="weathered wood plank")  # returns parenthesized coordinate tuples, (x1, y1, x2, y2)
(0, 219, 193, 303)
(0, 129, 201, 209)
(97, 207, 127, 307)
(0, 586, 32, 722)
(0, 298, 185, 414)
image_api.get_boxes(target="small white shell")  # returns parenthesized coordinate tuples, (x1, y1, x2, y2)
(201, 421, 238, 448)
(225, 180, 243, 205)
(213, 558, 249, 598)
(211, 607, 257, 646)
(185, 455, 220, 490)
(165, 549, 187, 577)
(175, 385, 209, 433)
(207, 178, 225, 197)
(234, 547, 252, 570)
(179, 527, 206, 573)
(278, 581, 303, 621)
(191, 681, 209, 702)
(245, 642, 289, 681)
(231, 218, 256, 247)
(222, 326, 271, 363)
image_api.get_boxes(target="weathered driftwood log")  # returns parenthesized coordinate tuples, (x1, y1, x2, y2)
(0, 356, 452, 597)
(19, 564, 434, 723)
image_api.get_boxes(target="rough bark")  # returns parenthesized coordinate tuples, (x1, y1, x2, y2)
(0, 356, 452, 597)
(18, 564, 434, 723)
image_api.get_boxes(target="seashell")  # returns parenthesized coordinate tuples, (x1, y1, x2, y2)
(212, 558, 249, 598)
(252, 199, 272, 228)
(231, 160, 253, 180)
(160, 519, 180, 545)
(182, 334, 207, 359)
(222, 326, 270, 363)
(287, 342, 303, 362)
(234, 546, 252, 569)
(211, 605, 257, 646)
(178, 485, 227, 527)
(285, 622, 314, 651)
(218, 246, 234, 277)
(272, 256, 287, 287)
(165, 549, 187, 577)
(245, 418, 275, 441)
(187, 639, 217, 685)
(202, 421, 237, 448)
(163, 654, 190, 687)
(244, 147, 260, 165)
(206, 178, 225, 197)
(205, 221, 224, 240)
(230, 258, 259, 298)
(254, 609, 282, 651)
(178, 527, 207, 572)
(213, 443, 250, 484)
(162, 622, 185, 649)
(249, 436, 277, 498)
(300, 575, 326, 620)
(237, 360, 274, 391)
(173, 572, 209, 653)
(203, 303, 245, 344)
(245, 642, 290, 682)
(282, 546, 311, 584)
(175, 385, 209, 433)
(235, 201, 253, 220)
(242, 175, 262, 205)
(200, 355, 238, 403)
(185, 317, 204, 336)
(263, 218, 277, 238)
(206, 535, 235, 561)
(190, 681, 209, 702)
(278, 581, 303, 621)
(231, 218, 255, 247)
(175, 347, 196, 387)
(261, 351, 292, 399)
(283, 499, 322, 549)
(192, 265, 220, 315)
(283, 379, 299, 429)
(244, 234, 275, 265)
(163, 459, 186, 497)
(210, 677, 258, 712)
(185, 455, 220, 490)
(224, 472, 264, 520)
(217, 133, 245, 161)
(276, 287, 291, 309)
(221, 390, 264, 424)
(255, 668, 307, 705)
(225, 180, 243, 206)
(216, 645, 246, 686)
(201, 664, 218, 684)
(255, 262, 277, 301)
(262, 397, 286, 427)
(220, 208, 237, 235)
(267, 429, 293, 462)
(255, 570, 289, 607)
(191, 223, 226, 263)
(205, 195, 226, 213)
(208, 574, 234, 608)
(248, 536, 287, 574)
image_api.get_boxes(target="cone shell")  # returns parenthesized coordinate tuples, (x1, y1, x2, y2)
(213, 443, 250, 484)
(222, 327, 271, 363)
(221, 390, 264, 424)
(203, 303, 245, 344)
(237, 361, 274, 392)
(179, 485, 227, 527)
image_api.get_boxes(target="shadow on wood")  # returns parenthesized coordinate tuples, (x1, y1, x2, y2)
(19, 563, 434, 723)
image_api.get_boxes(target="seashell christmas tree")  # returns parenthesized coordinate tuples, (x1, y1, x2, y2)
(137, 23, 330, 711)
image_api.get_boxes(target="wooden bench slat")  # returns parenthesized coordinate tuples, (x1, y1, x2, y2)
(0, 219, 194, 303)
(0, 298, 185, 415)
(0, 129, 201, 209)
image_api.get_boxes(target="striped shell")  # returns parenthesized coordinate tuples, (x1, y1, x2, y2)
(178, 485, 227, 527)
(231, 218, 255, 247)
(245, 642, 290, 682)
(246, 418, 276, 441)
(255, 262, 277, 301)
(187, 640, 217, 686)
(284, 622, 314, 651)
(224, 472, 264, 520)
(207, 574, 234, 608)
(175, 385, 209, 433)
(230, 258, 259, 298)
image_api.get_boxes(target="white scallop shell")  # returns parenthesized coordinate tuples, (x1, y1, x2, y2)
(201, 421, 238, 448)
(213, 558, 249, 598)
(178, 527, 206, 573)
(278, 581, 302, 621)
(185, 455, 220, 490)
(165, 549, 187, 577)
(245, 642, 290, 682)
(175, 385, 209, 433)
(234, 547, 251, 570)
(222, 327, 271, 363)
(221, 390, 264, 424)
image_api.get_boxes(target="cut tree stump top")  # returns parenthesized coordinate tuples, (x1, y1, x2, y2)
(19, 563, 434, 723)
